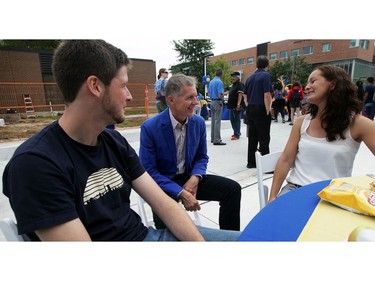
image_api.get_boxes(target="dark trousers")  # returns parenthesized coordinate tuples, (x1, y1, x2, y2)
(246, 105, 272, 167)
(273, 100, 285, 121)
(153, 174, 241, 231)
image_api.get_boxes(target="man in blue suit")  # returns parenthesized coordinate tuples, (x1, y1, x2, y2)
(139, 73, 241, 231)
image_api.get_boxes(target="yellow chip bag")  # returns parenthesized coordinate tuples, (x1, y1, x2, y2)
(317, 176, 375, 216)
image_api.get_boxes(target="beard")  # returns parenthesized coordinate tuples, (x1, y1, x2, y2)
(101, 89, 126, 124)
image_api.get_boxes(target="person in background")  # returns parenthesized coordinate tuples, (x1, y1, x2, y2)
(208, 68, 226, 145)
(139, 73, 242, 231)
(154, 68, 169, 113)
(200, 98, 209, 120)
(194, 92, 203, 116)
(269, 65, 375, 202)
(244, 55, 273, 169)
(362, 76, 375, 120)
(300, 85, 309, 115)
(287, 82, 304, 125)
(272, 81, 286, 123)
(2, 40, 241, 241)
(227, 71, 246, 140)
(284, 86, 292, 122)
(355, 80, 364, 107)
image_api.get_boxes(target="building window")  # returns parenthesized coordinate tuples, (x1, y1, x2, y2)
(349, 40, 359, 48)
(332, 60, 353, 76)
(270, 52, 278, 60)
(291, 49, 300, 57)
(247, 57, 254, 64)
(280, 51, 288, 59)
(322, 43, 331, 52)
(360, 40, 369, 49)
(303, 46, 313, 55)
(239, 58, 246, 65)
(232, 60, 238, 66)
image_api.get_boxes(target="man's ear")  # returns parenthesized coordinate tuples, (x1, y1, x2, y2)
(167, 95, 173, 104)
(86, 75, 104, 97)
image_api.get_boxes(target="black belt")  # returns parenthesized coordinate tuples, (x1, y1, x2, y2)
(248, 104, 265, 108)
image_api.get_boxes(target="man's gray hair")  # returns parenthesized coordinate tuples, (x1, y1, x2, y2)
(164, 73, 197, 100)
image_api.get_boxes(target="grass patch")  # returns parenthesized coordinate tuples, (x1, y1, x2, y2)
(118, 116, 147, 128)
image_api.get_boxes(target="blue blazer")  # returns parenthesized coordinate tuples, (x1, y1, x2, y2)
(139, 109, 208, 199)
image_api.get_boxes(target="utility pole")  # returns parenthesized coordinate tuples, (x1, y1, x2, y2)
(203, 52, 214, 99)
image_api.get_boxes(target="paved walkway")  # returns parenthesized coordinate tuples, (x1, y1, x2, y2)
(1, 119, 373, 240)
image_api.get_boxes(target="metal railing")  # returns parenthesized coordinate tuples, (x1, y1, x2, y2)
(0, 82, 158, 118)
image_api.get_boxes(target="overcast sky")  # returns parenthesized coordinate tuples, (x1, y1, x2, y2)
(2, 1, 372, 76)
(106, 36, 287, 72)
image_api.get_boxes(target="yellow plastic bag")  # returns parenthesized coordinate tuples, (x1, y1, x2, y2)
(317, 176, 375, 216)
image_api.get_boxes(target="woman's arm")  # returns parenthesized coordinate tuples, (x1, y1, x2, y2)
(269, 115, 303, 202)
(351, 114, 375, 155)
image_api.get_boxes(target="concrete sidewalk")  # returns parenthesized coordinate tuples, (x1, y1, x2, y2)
(1, 119, 374, 240)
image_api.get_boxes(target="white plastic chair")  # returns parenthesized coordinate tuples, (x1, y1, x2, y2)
(0, 218, 24, 241)
(136, 194, 201, 227)
(136, 195, 155, 227)
(255, 151, 282, 210)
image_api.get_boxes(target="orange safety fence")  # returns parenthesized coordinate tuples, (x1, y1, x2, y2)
(0, 82, 158, 118)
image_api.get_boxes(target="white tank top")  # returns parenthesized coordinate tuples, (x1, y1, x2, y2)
(286, 114, 360, 186)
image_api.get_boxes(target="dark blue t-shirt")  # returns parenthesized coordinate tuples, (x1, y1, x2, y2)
(3, 121, 148, 241)
(364, 84, 375, 104)
(244, 69, 273, 105)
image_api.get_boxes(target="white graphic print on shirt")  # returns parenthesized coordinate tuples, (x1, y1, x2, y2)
(83, 167, 124, 205)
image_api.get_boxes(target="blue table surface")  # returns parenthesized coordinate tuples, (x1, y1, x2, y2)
(238, 179, 331, 241)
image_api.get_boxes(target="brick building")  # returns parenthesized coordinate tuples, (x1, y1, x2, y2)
(209, 39, 375, 83)
(0, 47, 157, 115)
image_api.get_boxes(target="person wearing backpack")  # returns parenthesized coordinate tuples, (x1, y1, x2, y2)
(287, 82, 304, 125)
(272, 81, 286, 123)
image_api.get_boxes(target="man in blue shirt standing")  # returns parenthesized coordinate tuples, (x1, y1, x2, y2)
(208, 68, 226, 145)
(244, 55, 273, 168)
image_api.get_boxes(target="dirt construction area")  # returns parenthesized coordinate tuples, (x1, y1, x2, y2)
(0, 115, 148, 142)
(0, 117, 55, 142)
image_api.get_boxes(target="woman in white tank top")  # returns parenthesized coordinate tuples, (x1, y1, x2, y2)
(269, 65, 375, 203)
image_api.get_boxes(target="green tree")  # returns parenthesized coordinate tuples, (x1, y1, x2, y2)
(170, 39, 214, 93)
(0, 40, 61, 50)
(269, 56, 312, 87)
(207, 56, 232, 90)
